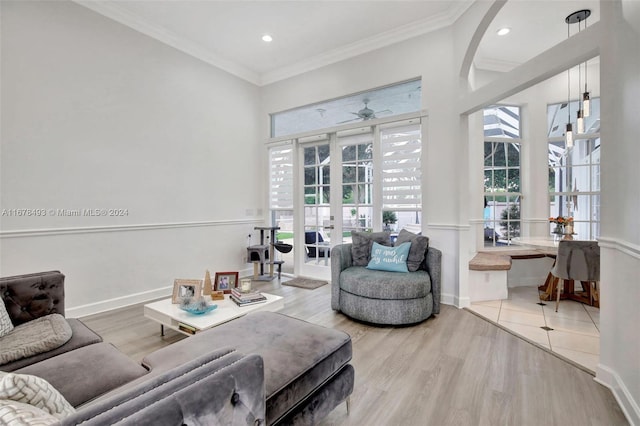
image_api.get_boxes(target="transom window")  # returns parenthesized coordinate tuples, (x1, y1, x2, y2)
(270, 79, 421, 138)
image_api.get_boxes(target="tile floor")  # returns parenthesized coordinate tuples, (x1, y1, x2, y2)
(468, 285, 600, 373)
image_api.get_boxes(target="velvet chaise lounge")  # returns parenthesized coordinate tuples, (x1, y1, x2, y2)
(0, 271, 354, 425)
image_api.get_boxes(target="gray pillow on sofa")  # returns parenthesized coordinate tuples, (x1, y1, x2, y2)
(351, 231, 391, 266)
(395, 229, 429, 272)
(0, 314, 72, 365)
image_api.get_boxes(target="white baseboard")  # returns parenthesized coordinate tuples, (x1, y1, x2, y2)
(67, 266, 257, 318)
(67, 286, 173, 318)
(440, 292, 470, 308)
(595, 364, 640, 426)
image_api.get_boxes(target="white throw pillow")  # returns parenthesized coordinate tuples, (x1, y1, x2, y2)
(0, 298, 14, 338)
(0, 372, 75, 419)
(0, 399, 59, 426)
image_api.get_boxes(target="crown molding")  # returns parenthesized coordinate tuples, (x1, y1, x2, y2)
(73, 0, 261, 85)
(260, 1, 474, 85)
(74, 0, 473, 87)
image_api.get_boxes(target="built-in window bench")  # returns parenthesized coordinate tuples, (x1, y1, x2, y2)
(469, 249, 555, 302)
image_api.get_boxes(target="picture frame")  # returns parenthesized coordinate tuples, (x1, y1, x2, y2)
(172, 279, 203, 303)
(214, 272, 239, 294)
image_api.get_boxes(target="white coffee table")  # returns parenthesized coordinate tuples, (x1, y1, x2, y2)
(144, 292, 284, 336)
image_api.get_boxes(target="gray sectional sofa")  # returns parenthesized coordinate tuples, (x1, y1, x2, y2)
(1, 271, 354, 425)
(331, 230, 441, 325)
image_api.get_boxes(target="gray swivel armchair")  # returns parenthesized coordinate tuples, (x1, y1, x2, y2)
(331, 231, 441, 325)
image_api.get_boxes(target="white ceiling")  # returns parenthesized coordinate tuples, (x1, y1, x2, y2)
(476, 0, 600, 72)
(76, 0, 600, 86)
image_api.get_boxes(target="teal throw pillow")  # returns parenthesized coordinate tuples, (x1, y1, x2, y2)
(366, 242, 411, 273)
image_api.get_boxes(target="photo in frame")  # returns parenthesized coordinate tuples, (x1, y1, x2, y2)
(214, 272, 239, 294)
(172, 279, 203, 303)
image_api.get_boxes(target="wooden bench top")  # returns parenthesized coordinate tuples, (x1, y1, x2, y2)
(469, 248, 556, 271)
(469, 252, 512, 271)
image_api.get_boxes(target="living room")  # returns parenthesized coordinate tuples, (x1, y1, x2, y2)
(1, 1, 639, 425)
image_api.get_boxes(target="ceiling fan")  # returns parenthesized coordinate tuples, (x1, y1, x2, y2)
(338, 99, 392, 124)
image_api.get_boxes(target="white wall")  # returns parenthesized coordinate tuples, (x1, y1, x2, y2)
(0, 1, 263, 315)
(596, 1, 640, 423)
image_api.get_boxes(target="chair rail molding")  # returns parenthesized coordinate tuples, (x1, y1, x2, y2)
(597, 236, 640, 260)
(0, 219, 263, 239)
(428, 223, 471, 231)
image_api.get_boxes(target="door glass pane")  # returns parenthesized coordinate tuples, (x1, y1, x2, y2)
(343, 185, 355, 203)
(320, 185, 330, 203)
(359, 144, 373, 160)
(341, 140, 373, 235)
(304, 187, 316, 205)
(303, 143, 331, 266)
(318, 145, 330, 163)
(304, 167, 316, 185)
(304, 147, 316, 166)
(321, 166, 330, 184)
(343, 165, 356, 183)
(342, 145, 356, 162)
(358, 184, 372, 204)
(356, 207, 373, 232)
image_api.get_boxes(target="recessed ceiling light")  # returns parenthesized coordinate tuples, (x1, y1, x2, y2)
(262, 34, 273, 43)
(497, 27, 511, 36)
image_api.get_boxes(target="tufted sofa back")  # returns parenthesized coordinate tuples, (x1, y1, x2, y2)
(0, 271, 65, 326)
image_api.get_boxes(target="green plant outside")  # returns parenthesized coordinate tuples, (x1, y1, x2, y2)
(499, 203, 521, 238)
(382, 211, 397, 225)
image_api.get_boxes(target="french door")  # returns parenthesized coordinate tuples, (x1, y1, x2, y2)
(298, 138, 336, 279)
(297, 130, 375, 279)
(269, 118, 422, 280)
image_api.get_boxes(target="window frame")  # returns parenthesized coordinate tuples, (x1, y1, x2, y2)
(483, 105, 522, 247)
(547, 99, 600, 240)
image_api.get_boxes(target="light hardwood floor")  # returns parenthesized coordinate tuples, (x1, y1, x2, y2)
(81, 279, 628, 425)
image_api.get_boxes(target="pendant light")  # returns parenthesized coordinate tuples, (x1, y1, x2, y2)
(565, 15, 573, 148)
(565, 65, 573, 147)
(576, 52, 584, 134)
(565, 9, 591, 145)
(582, 13, 591, 117)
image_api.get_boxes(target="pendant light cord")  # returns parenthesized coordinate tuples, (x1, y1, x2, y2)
(567, 23, 571, 122)
(578, 19, 582, 103)
(584, 15, 588, 92)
